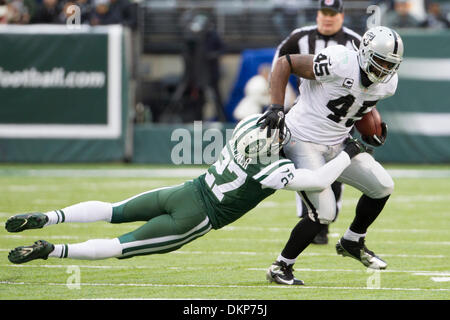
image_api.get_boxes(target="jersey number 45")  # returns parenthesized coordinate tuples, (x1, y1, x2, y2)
(326, 94, 377, 127)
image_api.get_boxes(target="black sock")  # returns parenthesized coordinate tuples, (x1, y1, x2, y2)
(281, 216, 323, 260)
(350, 194, 390, 234)
(331, 181, 343, 221)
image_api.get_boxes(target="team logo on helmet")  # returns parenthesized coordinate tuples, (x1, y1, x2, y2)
(245, 139, 267, 156)
(363, 31, 376, 46)
(231, 114, 290, 162)
(358, 27, 403, 83)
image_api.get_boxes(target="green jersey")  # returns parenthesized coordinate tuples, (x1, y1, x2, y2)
(193, 141, 296, 229)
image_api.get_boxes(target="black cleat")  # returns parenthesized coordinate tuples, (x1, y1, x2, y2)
(8, 240, 54, 264)
(336, 237, 387, 269)
(266, 260, 304, 285)
(5, 213, 48, 233)
(312, 225, 329, 245)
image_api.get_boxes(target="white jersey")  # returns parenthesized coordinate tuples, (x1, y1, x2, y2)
(285, 45, 398, 145)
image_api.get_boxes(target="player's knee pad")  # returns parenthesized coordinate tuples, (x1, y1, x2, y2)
(368, 176, 394, 199)
(318, 217, 333, 225)
(307, 211, 335, 225)
(302, 192, 336, 225)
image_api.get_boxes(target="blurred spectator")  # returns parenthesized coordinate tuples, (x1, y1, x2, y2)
(90, 0, 118, 25)
(1, 0, 35, 24)
(89, 0, 134, 26)
(407, 0, 428, 22)
(79, 0, 93, 24)
(272, 0, 304, 38)
(423, 1, 450, 28)
(168, 12, 226, 122)
(382, 0, 422, 28)
(31, 0, 61, 23)
(109, 0, 136, 29)
(0, 0, 6, 23)
(233, 63, 297, 121)
(233, 64, 271, 121)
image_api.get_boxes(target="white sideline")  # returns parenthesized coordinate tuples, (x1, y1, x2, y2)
(0, 280, 448, 292)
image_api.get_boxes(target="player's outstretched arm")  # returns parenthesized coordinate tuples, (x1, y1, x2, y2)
(284, 153, 350, 192)
(284, 139, 366, 192)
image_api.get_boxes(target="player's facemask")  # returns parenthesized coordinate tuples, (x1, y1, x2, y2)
(364, 51, 401, 83)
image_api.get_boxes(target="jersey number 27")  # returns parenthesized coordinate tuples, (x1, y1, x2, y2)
(205, 148, 247, 201)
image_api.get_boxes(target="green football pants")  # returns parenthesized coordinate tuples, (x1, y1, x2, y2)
(111, 181, 212, 259)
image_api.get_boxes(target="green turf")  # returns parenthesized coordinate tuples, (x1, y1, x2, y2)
(0, 164, 449, 300)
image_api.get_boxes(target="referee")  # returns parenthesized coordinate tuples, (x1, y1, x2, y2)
(272, 0, 361, 245)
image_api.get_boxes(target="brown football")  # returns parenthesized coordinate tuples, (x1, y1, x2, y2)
(355, 108, 382, 136)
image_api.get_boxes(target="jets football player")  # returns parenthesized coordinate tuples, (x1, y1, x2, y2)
(6, 115, 367, 267)
(259, 26, 403, 285)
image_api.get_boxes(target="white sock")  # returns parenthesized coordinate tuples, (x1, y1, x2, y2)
(49, 239, 122, 260)
(48, 244, 64, 258)
(44, 201, 113, 226)
(277, 254, 296, 266)
(343, 229, 366, 242)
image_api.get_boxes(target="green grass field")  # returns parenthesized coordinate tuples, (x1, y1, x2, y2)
(0, 164, 449, 300)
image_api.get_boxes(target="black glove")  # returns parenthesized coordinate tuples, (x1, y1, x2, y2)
(256, 104, 285, 138)
(362, 122, 388, 147)
(343, 138, 369, 159)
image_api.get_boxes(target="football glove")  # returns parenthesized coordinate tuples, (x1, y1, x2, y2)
(362, 122, 388, 147)
(343, 138, 369, 159)
(257, 104, 285, 138)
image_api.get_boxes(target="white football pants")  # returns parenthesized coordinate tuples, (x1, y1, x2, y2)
(283, 137, 394, 224)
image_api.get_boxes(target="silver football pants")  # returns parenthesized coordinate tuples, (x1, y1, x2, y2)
(283, 137, 394, 224)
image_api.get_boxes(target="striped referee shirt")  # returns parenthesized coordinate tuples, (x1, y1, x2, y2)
(273, 25, 362, 60)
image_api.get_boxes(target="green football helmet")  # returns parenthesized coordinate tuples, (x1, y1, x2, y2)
(231, 114, 290, 159)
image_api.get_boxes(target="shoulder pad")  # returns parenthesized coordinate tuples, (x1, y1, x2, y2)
(314, 45, 355, 81)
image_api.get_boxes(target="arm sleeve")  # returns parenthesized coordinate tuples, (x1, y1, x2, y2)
(284, 152, 351, 191)
(253, 160, 297, 190)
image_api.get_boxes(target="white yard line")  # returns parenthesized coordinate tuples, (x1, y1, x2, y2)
(212, 237, 450, 246)
(3, 234, 450, 246)
(0, 280, 448, 292)
(431, 277, 450, 282)
(2, 264, 449, 276)
(221, 226, 449, 234)
(1, 235, 82, 240)
(0, 168, 449, 179)
(0, 248, 445, 258)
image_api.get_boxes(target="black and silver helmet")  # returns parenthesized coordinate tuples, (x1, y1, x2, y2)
(358, 26, 404, 83)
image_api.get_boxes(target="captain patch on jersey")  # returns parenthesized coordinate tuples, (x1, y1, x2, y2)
(286, 45, 398, 145)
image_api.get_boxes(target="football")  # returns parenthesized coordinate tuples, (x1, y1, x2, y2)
(355, 108, 382, 136)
